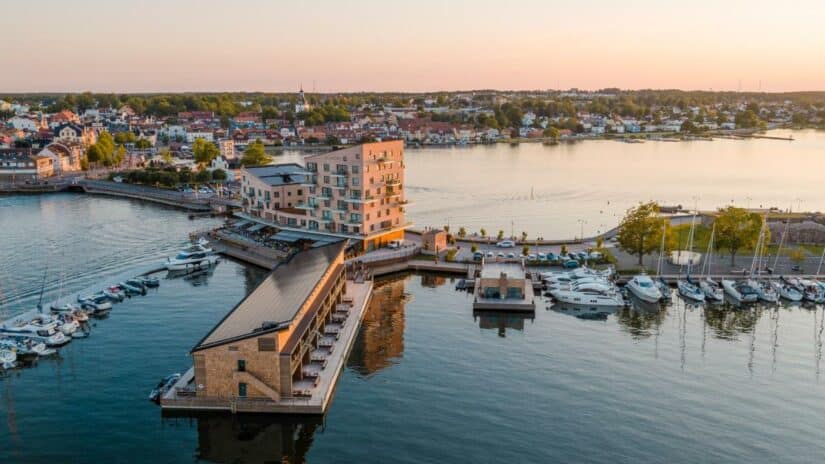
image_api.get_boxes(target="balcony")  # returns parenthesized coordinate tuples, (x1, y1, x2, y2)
(295, 201, 318, 210)
(385, 178, 401, 186)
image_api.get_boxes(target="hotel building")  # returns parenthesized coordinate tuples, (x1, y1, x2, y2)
(240, 141, 408, 251)
(162, 241, 374, 414)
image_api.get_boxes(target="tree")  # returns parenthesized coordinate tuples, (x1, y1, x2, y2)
(193, 138, 219, 167)
(543, 126, 560, 139)
(212, 168, 227, 181)
(616, 201, 667, 266)
(714, 206, 764, 266)
(195, 169, 211, 183)
(240, 141, 271, 166)
(521, 231, 528, 242)
(458, 227, 466, 238)
(471, 244, 478, 253)
(497, 230, 504, 240)
(522, 245, 530, 256)
(114, 131, 137, 144)
(159, 149, 173, 164)
(135, 138, 152, 149)
(480, 228, 487, 238)
(560, 245, 568, 256)
(86, 144, 103, 164)
(596, 237, 604, 249)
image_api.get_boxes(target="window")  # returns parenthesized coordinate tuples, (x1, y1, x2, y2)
(323, 163, 330, 172)
(297, 189, 303, 195)
(237, 359, 246, 372)
(238, 382, 247, 397)
(352, 165, 359, 174)
(258, 338, 276, 351)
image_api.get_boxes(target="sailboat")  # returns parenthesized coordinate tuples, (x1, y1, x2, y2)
(677, 213, 705, 302)
(698, 223, 724, 302)
(747, 217, 778, 303)
(654, 221, 671, 302)
(771, 220, 803, 301)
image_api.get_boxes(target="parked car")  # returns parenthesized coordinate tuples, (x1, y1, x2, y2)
(576, 251, 589, 260)
(497, 252, 505, 258)
(589, 251, 603, 260)
(496, 240, 515, 248)
(506, 252, 516, 259)
(473, 251, 484, 261)
(528, 254, 537, 261)
(563, 260, 580, 269)
(486, 251, 494, 258)
(538, 253, 547, 261)
(387, 239, 405, 249)
(546, 252, 557, 262)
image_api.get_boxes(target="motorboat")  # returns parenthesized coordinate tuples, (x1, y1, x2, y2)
(0, 338, 56, 359)
(149, 372, 181, 403)
(770, 279, 803, 302)
(0, 348, 17, 369)
(138, 276, 160, 288)
(102, 288, 126, 302)
(794, 278, 825, 303)
(550, 281, 625, 308)
(0, 322, 69, 347)
(699, 278, 724, 303)
(119, 281, 146, 296)
(677, 276, 705, 302)
(749, 279, 778, 303)
(125, 278, 148, 292)
(79, 299, 112, 313)
(166, 251, 220, 272)
(722, 279, 758, 304)
(541, 266, 613, 283)
(625, 274, 663, 303)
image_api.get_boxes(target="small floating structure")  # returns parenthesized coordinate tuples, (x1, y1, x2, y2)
(160, 240, 373, 415)
(472, 262, 535, 312)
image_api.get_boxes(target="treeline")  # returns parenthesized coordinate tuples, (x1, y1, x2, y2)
(110, 167, 227, 188)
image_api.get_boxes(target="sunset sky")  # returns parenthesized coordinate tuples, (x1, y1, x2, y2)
(3, 0, 824, 93)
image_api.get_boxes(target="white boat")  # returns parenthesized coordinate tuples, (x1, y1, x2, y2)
(749, 279, 778, 303)
(149, 372, 181, 403)
(678, 277, 705, 302)
(0, 322, 70, 347)
(550, 281, 625, 308)
(626, 274, 662, 303)
(165, 244, 220, 272)
(0, 348, 17, 369)
(770, 280, 803, 302)
(722, 279, 758, 304)
(677, 214, 705, 302)
(794, 278, 825, 303)
(699, 278, 724, 303)
(541, 266, 613, 283)
(0, 338, 56, 358)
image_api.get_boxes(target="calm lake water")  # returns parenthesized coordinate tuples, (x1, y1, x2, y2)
(2, 138, 825, 462)
(275, 129, 824, 239)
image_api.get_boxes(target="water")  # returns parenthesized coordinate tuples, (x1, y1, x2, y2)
(274, 129, 824, 239)
(2, 152, 825, 462)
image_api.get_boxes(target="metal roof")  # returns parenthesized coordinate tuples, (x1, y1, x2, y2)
(246, 223, 267, 233)
(244, 163, 308, 186)
(270, 229, 344, 245)
(192, 241, 346, 352)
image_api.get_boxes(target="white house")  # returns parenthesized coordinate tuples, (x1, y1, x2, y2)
(185, 131, 214, 143)
(162, 125, 187, 140)
(9, 116, 38, 131)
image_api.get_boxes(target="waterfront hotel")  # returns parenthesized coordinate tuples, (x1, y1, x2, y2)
(161, 241, 374, 414)
(240, 141, 409, 251)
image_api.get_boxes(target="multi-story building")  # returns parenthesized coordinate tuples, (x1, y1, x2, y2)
(0, 148, 54, 181)
(240, 141, 409, 251)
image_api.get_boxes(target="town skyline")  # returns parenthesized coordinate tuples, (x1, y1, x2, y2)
(4, 0, 825, 93)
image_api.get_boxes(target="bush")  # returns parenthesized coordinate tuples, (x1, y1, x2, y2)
(445, 249, 458, 262)
(212, 168, 227, 181)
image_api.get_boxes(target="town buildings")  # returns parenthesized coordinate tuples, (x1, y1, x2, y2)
(241, 141, 408, 251)
(0, 148, 53, 181)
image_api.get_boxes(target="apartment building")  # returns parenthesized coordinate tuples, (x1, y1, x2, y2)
(241, 141, 408, 251)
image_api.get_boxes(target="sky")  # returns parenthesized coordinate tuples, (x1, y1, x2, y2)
(2, 0, 824, 93)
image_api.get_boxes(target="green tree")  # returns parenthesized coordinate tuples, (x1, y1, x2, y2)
(715, 207, 765, 266)
(195, 169, 211, 183)
(480, 228, 487, 238)
(616, 201, 667, 266)
(211, 168, 227, 181)
(135, 138, 152, 149)
(543, 126, 560, 139)
(458, 226, 466, 238)
(497, 230, 504, 240)
(522, 245, 530, 256)
(240, 141, 271, 166)
(521, 231, 528, 242)
(159, 149, 173, 164)
(114, 131, 137, 144)
(192, 138, 219, 167)
(86, 144, 103, 164)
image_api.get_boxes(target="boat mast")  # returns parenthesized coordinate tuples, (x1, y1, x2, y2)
(702, 223, 716, 279)
(36, 267, 48, 313)
(817, 248, 825, 277)
(657, 221, 667, 278)
(685, 213, 697, 277)
(772, 218, 789, 272)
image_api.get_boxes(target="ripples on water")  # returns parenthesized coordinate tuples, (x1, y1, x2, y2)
(2, 196, 825, 463)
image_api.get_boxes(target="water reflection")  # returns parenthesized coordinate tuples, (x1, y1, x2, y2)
(704, 306, 762, 341)
(162, 412, 322, 464)
(473, 310, 534, 337)
(347, 276, 409, 376)
(548, 303, 619, 322)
